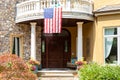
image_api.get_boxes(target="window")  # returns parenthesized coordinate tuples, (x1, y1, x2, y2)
(104, 28, 119, 64)
(10, 34, 23, 58)
(12, 37, 20, 56)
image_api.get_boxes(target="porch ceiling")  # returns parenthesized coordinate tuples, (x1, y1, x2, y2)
(16, 18, 91, 27)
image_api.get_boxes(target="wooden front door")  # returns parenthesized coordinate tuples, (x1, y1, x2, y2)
(41, 30, 71, 68)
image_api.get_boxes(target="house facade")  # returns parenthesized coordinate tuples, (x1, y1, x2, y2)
(0, 0, 120, 69)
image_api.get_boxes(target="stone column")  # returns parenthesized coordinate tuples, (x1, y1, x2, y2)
(77, 22, 83, 60)
(30, 22, 37, 60)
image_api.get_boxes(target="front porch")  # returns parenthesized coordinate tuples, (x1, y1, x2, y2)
(30, 22, 84, 69)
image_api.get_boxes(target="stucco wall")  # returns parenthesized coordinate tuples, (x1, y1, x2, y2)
(93, 14, 120, 64)
(83, 22, 94, 62)
(94, 0, 120, 11)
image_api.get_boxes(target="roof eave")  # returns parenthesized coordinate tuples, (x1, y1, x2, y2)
(94, 10, 120, 17)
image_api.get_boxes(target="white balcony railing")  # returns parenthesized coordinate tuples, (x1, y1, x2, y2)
(16, 0, 93, 23)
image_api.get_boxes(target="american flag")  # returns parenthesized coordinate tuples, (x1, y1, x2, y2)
(44, 7, 62, 33)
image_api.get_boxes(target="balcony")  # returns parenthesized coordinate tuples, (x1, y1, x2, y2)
(15, 0, 93, 23)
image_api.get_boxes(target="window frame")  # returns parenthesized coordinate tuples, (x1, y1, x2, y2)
(10, 34, 23, 58)
(104, 27, 120, 65)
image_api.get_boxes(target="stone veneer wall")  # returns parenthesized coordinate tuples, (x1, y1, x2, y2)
(0, 0, 41, 62)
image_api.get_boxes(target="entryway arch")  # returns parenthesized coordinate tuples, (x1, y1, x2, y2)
(41, 29, 71, 68)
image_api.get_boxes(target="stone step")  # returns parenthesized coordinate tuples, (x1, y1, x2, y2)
(38, 77, 78, 80)
(37, 69, 79, 80)
(41, 73, 73, 77)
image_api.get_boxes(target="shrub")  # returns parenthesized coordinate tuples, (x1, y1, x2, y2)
(79, 62, 120, 80)
(75, 58, 87, 70)
(0, 53, 37, 80)
(79, 63, 101, 80)
(28, 59, 40, 71)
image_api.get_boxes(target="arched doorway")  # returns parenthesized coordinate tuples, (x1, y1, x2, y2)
(41, 29, 71, 68)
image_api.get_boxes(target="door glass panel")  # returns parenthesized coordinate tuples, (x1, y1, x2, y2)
(65, 40, 68, 52)
(42, 40, 45, 53)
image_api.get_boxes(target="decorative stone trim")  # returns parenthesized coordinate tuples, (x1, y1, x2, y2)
(10, 33, 24, 58)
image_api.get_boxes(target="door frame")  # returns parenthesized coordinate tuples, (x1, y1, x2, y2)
(41, 29, 71, 68)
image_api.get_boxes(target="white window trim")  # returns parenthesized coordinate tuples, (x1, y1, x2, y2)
(104, 27, 120, 65)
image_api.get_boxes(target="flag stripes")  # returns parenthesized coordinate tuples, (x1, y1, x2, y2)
(44, 7, 62, 33)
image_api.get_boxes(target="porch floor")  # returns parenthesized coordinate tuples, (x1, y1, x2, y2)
(37, 68, 79, 80)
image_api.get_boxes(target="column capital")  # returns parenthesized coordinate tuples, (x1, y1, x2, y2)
(77, 22, 84, 26)
(30, 22, 37, 27)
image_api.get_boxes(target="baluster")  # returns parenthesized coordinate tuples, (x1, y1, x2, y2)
(62, 0, 64, 9)
(90, 0, 93, 14)
(60, 0, 62, 6)
(30, 3, 32, 11)
(49, 0, 51, 8)
(42, 1, 44, 9)
(45, 1, 47, 8)
(23, 4, 25, 12)
(33, 2, 35, 10)
(28, 4, 30, 11)
(78, 0, 80, 10)
(40, 1, 42, 10)
(66, 0, 70, 10)
(46, 0, 48, 8)
(20, 6, 22, 13)
(52, 0, 54, 7)
(31, 3, 34, 10)
(22, 6, 24, 13)
(32, 3, 34, 10)
(21, 6, 22, 13)
(26, 4, 28, 11)
(27, 3, 29, 11)
(25, 5, 26, 12)
(70, 0, 73, 10)
(36, 1, 40, 11)
(57, 0, 60, 6)
(54, 0, 56, 7)
(18, 6, 20, 14)
(31, 2, 33, 10)
(17, 6, 19, 16)
(28, 4, 29, 11)
(30, 3, 32, 10)
(43, 1, 45, 8)
(21, 6, 23, 12)
(48, 0, 50, 7)
(22, 6, 24, 12)
(25, 4, 27, 11)
(63, 0, 66, 10)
